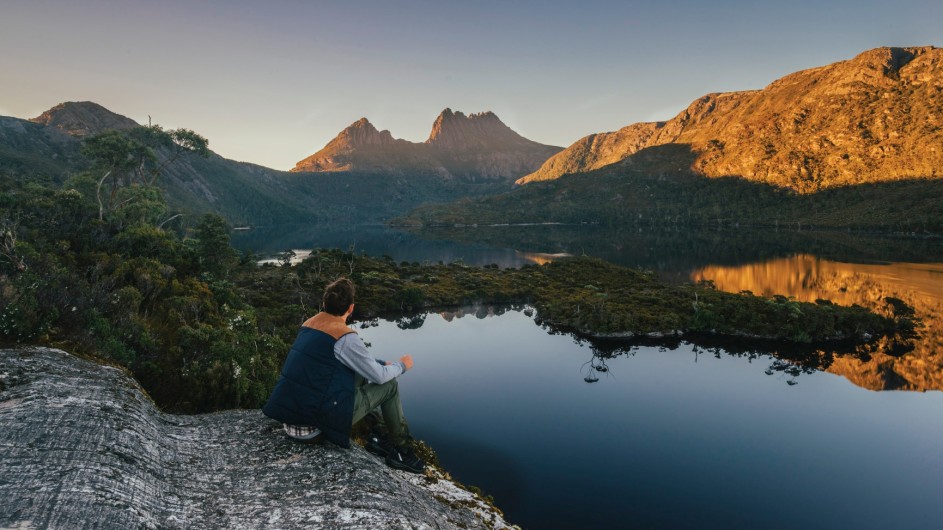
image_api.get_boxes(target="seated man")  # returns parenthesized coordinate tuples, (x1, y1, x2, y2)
(262, 277, 425, 473)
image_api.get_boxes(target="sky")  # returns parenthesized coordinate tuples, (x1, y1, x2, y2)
(1, 0, 941, 170)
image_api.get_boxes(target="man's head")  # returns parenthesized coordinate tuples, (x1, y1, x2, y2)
(323, 277, 355, 316)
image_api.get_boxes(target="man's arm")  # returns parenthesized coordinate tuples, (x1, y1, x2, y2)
(334, 333, 406, 385)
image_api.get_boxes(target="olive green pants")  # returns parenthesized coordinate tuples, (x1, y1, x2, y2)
(351, 376, 409, 447)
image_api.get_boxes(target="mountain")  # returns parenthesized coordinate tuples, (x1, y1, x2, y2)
(292, 118, 431, 174)
(1, 103, 533, 226)
(401, 47, 943, 233)
(30, 101, 139, 137)
(2, 102, 312, 224)
(518, 46, 943, 193)
(292, 109, 562, 181)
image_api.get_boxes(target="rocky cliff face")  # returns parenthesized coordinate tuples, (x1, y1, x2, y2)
(0, 348, 514, 529)
(30, 101, 139, 137)
(519, 46, 943, 192)
(292, 109, 562, 181)
(426, 109, 539, 151)
(518, 122, 663, 184)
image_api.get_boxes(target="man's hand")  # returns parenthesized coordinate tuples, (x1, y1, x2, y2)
(399, 354, 414, 371)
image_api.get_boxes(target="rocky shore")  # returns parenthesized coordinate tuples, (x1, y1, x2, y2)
(0, 348, 514, 529)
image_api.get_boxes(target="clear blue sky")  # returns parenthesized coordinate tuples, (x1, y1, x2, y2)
(2, 0, 940, 170)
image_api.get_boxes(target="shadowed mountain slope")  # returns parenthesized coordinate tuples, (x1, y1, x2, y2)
(402, 47, 943, 233)
(401, 142, 943, 233)
(0, 115, 83, 178)
(3, 102, 311, 224)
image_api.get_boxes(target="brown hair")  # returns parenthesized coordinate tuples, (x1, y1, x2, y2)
(323, 277, 355, 316)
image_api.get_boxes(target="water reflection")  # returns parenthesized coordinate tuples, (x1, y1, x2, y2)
(358, 305, 943, 530)
(238, 224, 942, 391)
(364, 303, 923, 392)
(570, 333, 866, 388)
(581, 352, 612, 383)
(412, 225, 943, 278)
(693, 255, 943, 391)
(233, 224, 534, 268)
(516, 251, 573, 266)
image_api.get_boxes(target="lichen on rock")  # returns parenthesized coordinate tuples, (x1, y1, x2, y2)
(0, 348, 515, 529)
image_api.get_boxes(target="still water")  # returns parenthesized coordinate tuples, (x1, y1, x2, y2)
(359, 309, 943, 529)
(692, 256, 943, 392)
(232, 223, 943, 274)
(235, 225, 943, 528)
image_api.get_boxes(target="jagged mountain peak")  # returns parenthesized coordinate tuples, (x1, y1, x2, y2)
(426, 108, 528, 150)
(290, 117, 400, 172)
(433, 108, 498, 122)
(334, 117, 395, 147)
(292, 108, 562, 178)
(30, 101, 139, 137)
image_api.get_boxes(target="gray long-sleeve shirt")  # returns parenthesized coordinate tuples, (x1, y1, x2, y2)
(333, 333, 405, 385)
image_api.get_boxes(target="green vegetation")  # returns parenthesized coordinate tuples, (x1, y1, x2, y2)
(0, 112, 514, 227)
(0, 126, 288, 411)
(238, 249, 897, 343)
(0, 175, 292, 410)
(1, 132, 909, 412)
(82, 124, 210, 222)
(278, 169, 509, 223)
(397, 145, 943, 234)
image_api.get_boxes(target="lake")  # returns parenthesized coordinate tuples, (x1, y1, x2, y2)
(360, 308, 943, 529)
(235, 225, 943, 528)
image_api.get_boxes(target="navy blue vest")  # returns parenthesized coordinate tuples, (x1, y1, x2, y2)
(262, 322, 356, 448)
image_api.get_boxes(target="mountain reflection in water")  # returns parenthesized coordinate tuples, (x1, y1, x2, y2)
(360, 307, 943, 529)
(373, 301, 922, 392)
(236, 225, 942, 391)
(693, 254, 943, 391)
(515, 251, 573, 266)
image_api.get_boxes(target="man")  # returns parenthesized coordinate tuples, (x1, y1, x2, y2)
(262, 277, 425, 473)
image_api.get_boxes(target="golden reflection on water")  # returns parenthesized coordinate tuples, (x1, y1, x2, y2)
(693, 255, 943, 392)
(515, 251, 573, 266)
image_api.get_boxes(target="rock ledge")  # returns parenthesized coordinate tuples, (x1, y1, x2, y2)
(0, 348, 514, 529)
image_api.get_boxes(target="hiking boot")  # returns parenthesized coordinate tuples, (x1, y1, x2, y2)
(365, 430, 396, 458)
(283, 424, 321, 444)
(385, 443, 426, 474)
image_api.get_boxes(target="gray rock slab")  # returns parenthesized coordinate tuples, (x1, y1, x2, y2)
(0, 348, 514, 529)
